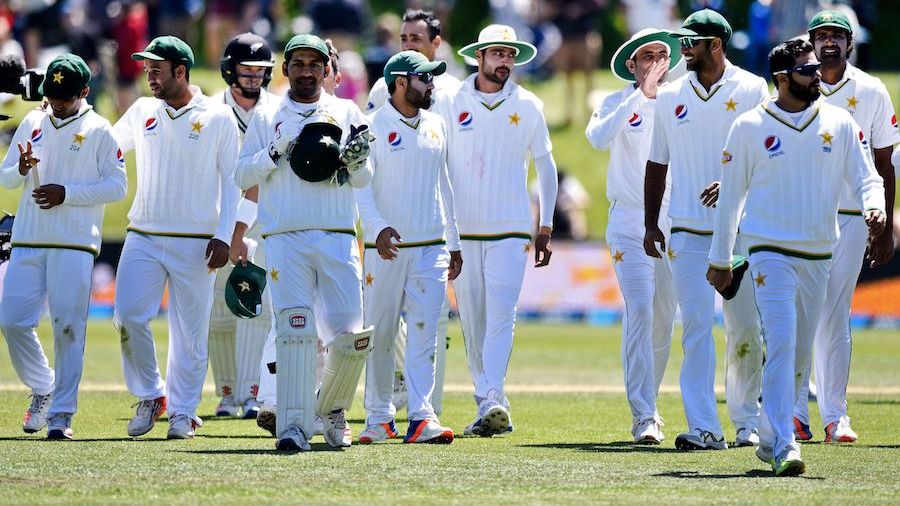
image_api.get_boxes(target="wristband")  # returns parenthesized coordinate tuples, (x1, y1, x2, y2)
(236, 197, 258, 228)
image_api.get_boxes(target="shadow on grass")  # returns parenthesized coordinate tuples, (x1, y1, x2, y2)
(176, 443, 340, 455)
(655, 470, 825, 480)
(0, 436, 159, 442)
(518, 441, 683, 453)
(195, 434, 272, 440)
(855, 399, 900, 406)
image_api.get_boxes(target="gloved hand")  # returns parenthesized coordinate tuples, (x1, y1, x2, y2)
(268, 120, 303, 162)
(339, 124, 375, 172)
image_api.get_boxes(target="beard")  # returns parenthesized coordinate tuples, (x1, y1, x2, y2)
(788, 75, 820, 103)
(237, 84, 262, 99)
(292, 77, 320, 100)
(482, 65, 510, 85)
(405, 85, 431, 109)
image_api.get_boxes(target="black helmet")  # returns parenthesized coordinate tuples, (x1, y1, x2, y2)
(220, 33, 275, 87)
(290, 120, 344, 183)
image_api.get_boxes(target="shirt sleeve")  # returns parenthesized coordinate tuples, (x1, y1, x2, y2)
(869, 82, 900, 150)
(353, 146, 389, 240)
(648, 98, 670, 165)
(214, 115, 242, 243)
(585, 87, 649, 150)
(529, 100, 553, 159)
(0, 118, 32, 189)
(111, 101, 137, 153)
(754, 79, 771, 107)
(64, 126, 128, 206)
(533, 153, 559, 229)
(709, 121, 753, 268)
(236, 107, 278, 190)
(365, 78, 389, 113)
(438, 119, 460, 251)
(347, 104, 373, 188)
(843, 118, 886, 213)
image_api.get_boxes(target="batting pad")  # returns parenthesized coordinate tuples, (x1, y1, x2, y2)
(316, 327, 374, 416)
(235, 314, 271, 403)
(209, 296, 237, 397)
(275, 308, 317, 438)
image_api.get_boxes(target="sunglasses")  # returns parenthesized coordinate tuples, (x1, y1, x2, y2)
(390, 71, 434, 84)
(773, 63, 821, 77)
(678, 36, 716, 49)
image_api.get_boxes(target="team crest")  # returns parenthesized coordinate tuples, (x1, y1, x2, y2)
(458, 111, 473, 127)
(628, 113, 642, 127)
(674, 105, 688, 120)
(388, 131, 402, 147)
(30, 128, 42, 143)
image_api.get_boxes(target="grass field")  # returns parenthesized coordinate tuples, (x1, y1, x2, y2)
(1, 320, 899, 504)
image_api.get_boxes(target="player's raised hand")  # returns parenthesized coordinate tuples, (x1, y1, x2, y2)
(206, 238, 230, 269)
(448, 250, 463, 280)
(643, 226, 666, 258)
(534, 226, 552, 267)
(32, 184, 65, 209)
(17, 141, 39, 176)
(639, 58, 669, 99)
(376, 226, 401, 260)
(700, 181, 720, 208)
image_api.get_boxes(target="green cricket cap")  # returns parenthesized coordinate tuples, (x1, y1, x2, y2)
(383, 50, 446, 86)
(132, 36, 195, 69)
(808, 10, 853, 36)
(283, 34, 330, 62)
(670, 9, 733, 45)
(225, 262, 268, 319)
(39, 53, 91, 99)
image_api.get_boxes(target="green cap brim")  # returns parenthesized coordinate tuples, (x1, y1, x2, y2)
(457, 41, 537, 66)
(131, 51, 166, 61)
(611, 30, 682, 82)
(809, 22, 852, 33)
(669, 28, 701, 38)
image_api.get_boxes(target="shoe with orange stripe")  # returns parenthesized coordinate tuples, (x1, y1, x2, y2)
(793, 417, 813, 441)
(358, 420, 398, 444)
(824, 416, 858, 443)
(404, 419, 453, 444)
(127, 396, 167, 437)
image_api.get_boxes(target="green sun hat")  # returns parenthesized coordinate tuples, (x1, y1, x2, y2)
(283, 34, 330, 62)
(808, 10, 853, 36)
(132, 36, 195, 69)
(610, 28, 682, 82)
(458, 24, 537, 66)
(225, 261, 268, 319)
(670, 9, 733, 45)
(39, 53, 91, 99)
(384, 51, 446, 85)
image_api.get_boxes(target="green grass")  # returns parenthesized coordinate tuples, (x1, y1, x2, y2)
(1, 320, 899, 503)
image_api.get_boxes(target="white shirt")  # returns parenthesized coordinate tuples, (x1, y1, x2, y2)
(112, 88, 241, 243)
(355, 101, 460, 251)
(365, 72, 461, 113)
(236, 91, 372, 237)
(649, 63, 770, 233)
(0, 105, 127, 255)
(211, 87, 274, 141)
(709, 102, 884, 267)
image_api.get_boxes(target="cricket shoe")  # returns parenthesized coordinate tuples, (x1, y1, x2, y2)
(22, 393, 52, 433)
(463, 417, 486, 437)
(241, 398, 260, 419)
(404, 419, 453, 444)
(824, 416, 858, 443)
(127, 396, 167, 437)
(215, 395, 240, 417)
(633, 417, 664, 445)
(793, 417, 813, 441)
(477, 391, 510, 436)
(276, 425, 311, 452)
(167, 414, 201, 439)
(773, 446, 805, 477)
(358, 421, 398, 444)
(756, 445, 774, 465)
(323, 409, 352, 448)
(46, 413, 73, 440)
(313, 415, 324, 436)
(256, 406, 276, 437)
(734, 427, 759, 447)
(674, 428, 727, 450)
(392, 371, 408, 412)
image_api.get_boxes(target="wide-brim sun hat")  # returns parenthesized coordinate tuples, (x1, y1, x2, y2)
(458, 24, 537, 66)
(610, 28, 682, 82)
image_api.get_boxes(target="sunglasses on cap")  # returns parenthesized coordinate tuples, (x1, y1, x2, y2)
(390, 71, 434, 84)
(678, 36, 716, 49)
(773, 63, 821, 77)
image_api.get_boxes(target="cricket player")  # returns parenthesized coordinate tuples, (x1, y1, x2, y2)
(708, 38, 885, 476)
(112, 36, 241, 439)
(0, 54, 127, 440)
(207, 32, 276, 420)
(643, 9, 769, 449)
(585, 29, 681, 444)
(445, 25, 559, 437)
(792, 10, 899, 443)
(236, 34, 373, 452)
(356, 51, 462, 444)
(365, 8, 460, 415)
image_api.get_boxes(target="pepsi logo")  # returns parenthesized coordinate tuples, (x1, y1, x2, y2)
(764, 135, 781, 152)
(290, 314, 306, 328)
(675, 105, 688, 119)
(628, 113, 642, 127)
(116, 148, 124, 163)
(892, 114, 897, 129)
(858, 130, 868, 146)
(458, 112, 473, 126)
(388, 131, 401, 147)
(145, 117, 158, 131)
(30, 128, 42, 143)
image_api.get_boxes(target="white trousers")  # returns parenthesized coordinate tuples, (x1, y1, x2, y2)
(669, 232, 762, 435)
(115, 233, 216, 418)
(606, 205, 676, 423)
(751, 251, 830, 455)
(794, 215, 866, 427)
(454, 237, 528, 404)
(1, 247, 93, 414)
(363, 244, 449, 424)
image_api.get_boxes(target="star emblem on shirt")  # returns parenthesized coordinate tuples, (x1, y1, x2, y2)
(52, 72, 64, 84)
(524, 243, 531, 253)
(667, 248, 677, 261)
(820, 131, 834, 145)
(191, 121, 204, 133)
(754, 273, 767, 287)
(846, 96, 859, 110)
(725, 98, 738, 111)
(72, 133, 86, 145)
(612, 250, 624, 264)
(270, 268, 279, 282)
(508, 112, 520, 126)
(238, 281, 251, 292)
(365, 272, 374, 286)
(428, 128, 440, 141)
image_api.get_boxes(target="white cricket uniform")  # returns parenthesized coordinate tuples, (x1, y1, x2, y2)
(355, 102, 460, 424)
(711, 101, 884, 458)
(112, 88, 241, 421)
(648, 63, 769, 435)
(586, 84, 676, 425)
(207, 87, 274, 407)
(793, 64, 900, 428)
(441, 73, 557, 408)
(366, 73, 461, 113)
(0, 105, 126, 416)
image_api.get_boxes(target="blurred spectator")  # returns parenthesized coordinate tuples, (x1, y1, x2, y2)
(619, 0, 678, 36)
(0, 6, 22, 60)
(691, 0, 725, 12)
(334, 48, 367, 107)
(307, 0, 371, 52)
(62, 0, 112, 109)
(17, 1, 68, 67)
(363, 12, 399, 89)
(770, 0, 817, 42)
(745, 0, 773, 76)
(531, 170, 590, 241)
(157, 0, 202, 50)
(323, 37, 342, 95)
(204, 0, 240, 66)
(111, 0, 147, 115)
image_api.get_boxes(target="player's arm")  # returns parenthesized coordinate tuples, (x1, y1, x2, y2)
(0, 120, 34, 188)
(643, 111, 669, 257)
(209, 116, 242, 269)
(585, 88, 643, 151)
(353, 154, 397, 260)
(61, 129, 128, 207)
(438, 125, 462, 280)
(346, 109, 374, 188)
(843, 122, 887, 266)
(864, 85, 899, 266)
(530, 104, 557, 267)
(236, 108, 279, 190)
(110, 101, 137, 154)
(230, 185, 258, 266)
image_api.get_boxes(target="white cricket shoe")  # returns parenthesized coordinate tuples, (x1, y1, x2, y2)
(404, 419, 453, 444)
(22, 393, 52, 433)
(756, 445, 774, 465)
(46, 413, 73, 440)
(825, 416, 858, 443)
(734, 427, 760, 447)
(215, 395, 240, 417)
(392, 371, 408, 412)
(773, 446, 805, 477)
(358, 421, 398, 444)
(313, 415, 324, 436)
(477, 390, 510, 437)
(167, 414, 201, 439)
(241, 398, 260, 419)
(276, 425, 311, 452)
(127, 396, 167, 437)
(323, 410, 352, 448)
(256, 405, 276, 437)
(633, 417, 664, 444)
(674, 428, 727, 450)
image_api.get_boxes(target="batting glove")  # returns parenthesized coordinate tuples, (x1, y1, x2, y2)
(339, 124, 375, 172)
(268, 121, 303, 162)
